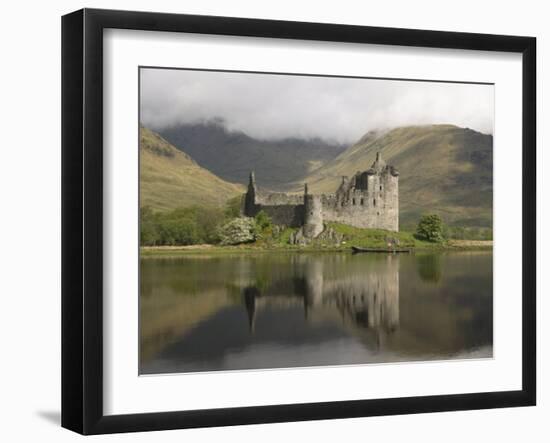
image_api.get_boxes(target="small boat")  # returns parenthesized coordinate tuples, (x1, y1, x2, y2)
(351, 246, 412, 254)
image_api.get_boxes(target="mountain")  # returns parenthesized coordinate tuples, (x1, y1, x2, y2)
(298, 125, 493, 228)
(156, 121, 347, 190)
(143, 123, 493, 227)
(140, 127, 244, 211)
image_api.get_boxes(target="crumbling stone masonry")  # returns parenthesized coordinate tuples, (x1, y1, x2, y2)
(243, 152, 399, 237)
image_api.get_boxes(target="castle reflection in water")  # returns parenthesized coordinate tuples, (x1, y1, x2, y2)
(240, 254, 400, 344)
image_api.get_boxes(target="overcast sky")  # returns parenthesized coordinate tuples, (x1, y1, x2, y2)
(140, 68, 494, 144)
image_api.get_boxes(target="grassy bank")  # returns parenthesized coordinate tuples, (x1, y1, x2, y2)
(141, 223, 492, 257)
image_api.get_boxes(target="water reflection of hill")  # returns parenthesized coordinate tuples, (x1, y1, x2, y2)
(140, 258, 236, 361)
(390, 252, 492, 358)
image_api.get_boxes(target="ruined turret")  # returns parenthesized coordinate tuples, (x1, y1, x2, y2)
(372, 152, 386, 172)
(243, 171, 258, 216)
(303, 183, 323, 238)
(367, 152, 398, 177)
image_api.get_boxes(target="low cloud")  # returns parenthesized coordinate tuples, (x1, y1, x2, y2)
(140, 68, 494, 144)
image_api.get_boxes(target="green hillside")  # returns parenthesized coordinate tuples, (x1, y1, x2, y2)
(298, 125, 493, 228)
(140, 127, 244, 211)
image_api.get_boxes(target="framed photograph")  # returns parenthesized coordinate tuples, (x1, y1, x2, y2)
(62, 8, 536, 435)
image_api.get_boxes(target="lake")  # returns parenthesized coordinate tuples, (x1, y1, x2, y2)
(140, 251, 493, 374)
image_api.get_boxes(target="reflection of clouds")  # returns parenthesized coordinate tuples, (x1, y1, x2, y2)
(241, 255, 400, 335)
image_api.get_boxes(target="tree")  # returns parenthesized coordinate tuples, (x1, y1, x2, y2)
(140, 206, 159, 246)
(156, 217, 196, 245)
(254, 210, 272, 231)
(416, 214, 445, 243)
(224, 195, 243, 219)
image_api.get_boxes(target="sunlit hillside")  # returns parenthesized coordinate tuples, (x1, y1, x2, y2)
(140, 126, 244, 211)
(298, 125, 493, 227)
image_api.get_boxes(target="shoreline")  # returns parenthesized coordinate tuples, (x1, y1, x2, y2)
(140, 240, 493, 257)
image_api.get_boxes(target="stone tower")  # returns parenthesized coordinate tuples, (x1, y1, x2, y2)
(303, 183, 324, 238)
(243, 171, 258, 216)
(321, 152, 399, 232)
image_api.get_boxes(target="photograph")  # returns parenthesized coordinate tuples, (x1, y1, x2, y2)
(0, 0, 543, 439)
(138, 68, 494, 375)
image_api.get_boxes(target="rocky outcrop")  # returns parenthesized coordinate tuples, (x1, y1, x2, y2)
(290, 224, 344, 246)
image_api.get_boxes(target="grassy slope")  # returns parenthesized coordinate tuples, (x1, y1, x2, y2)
(140, 127, 244, 211)
(298, 125, 493, 228)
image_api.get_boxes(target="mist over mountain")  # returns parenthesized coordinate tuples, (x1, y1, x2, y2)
(156, 120, 347, 190)
(141, 68, 494, 142)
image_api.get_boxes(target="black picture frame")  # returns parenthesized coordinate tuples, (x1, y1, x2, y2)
(61, 8, 536, 435)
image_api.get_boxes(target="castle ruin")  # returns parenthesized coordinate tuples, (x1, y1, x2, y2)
(243, 152, 399, 236)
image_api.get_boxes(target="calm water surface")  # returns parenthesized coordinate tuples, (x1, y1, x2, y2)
(140, 251, 492, 374)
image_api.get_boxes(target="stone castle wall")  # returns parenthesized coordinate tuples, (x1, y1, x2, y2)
(255, 204, 305, 227)
(244, 186, 305, 227)
(243, 153, 399, 235)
